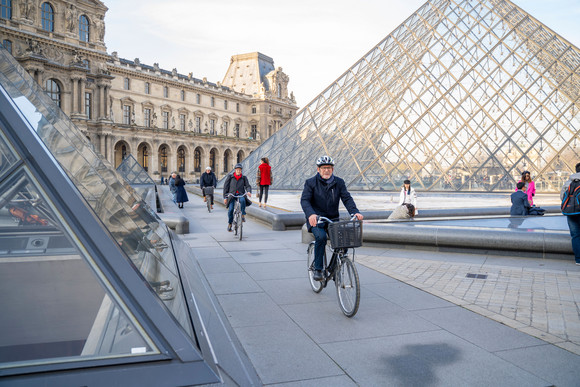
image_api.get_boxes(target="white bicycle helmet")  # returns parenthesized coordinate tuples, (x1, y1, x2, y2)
(316, 155, 335, 167)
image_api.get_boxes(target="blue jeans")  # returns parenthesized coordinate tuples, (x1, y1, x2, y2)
(567, 215, 580, 263)
(311, 225, 327, 271)
(228, 197, 246, 224)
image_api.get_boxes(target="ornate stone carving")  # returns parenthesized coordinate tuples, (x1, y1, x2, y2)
(66, 4, 77, 33)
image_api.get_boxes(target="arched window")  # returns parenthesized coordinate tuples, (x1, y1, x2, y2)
(223, 152, 229, 173)
(44, 79, 61, 107)
(2, 39, 12, 54)
(1, 0, 12, 20)
(178, 148, 185, 173)
(209, 149, 217, 171)
(194, 148, 201, 172)
(237, 150, 245, 164)
(160, 146, 168, 173)
(79, 15, 89, 42)
(121, 145, 127, 160)
(41, 3, 55, 32)
(140, 145, 149, 171)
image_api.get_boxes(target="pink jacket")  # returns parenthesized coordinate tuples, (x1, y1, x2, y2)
(516, 180, 535, 206)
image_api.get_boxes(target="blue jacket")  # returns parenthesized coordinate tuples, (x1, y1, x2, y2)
(510, 190, 530, 216)
(300, 173, 359, 230)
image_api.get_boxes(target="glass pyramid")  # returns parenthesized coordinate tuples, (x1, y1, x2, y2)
(0, 46, 251, 384)
(116, 154, 155, 187)
(241, 0, 580, 192)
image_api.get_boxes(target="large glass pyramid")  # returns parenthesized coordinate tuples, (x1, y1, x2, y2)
(242, 0, 579, 192)
(116, 154, 155, 186)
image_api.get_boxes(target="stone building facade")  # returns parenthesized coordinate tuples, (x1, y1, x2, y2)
(0, 0, 298, 180)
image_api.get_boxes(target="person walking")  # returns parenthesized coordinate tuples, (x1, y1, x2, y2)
(561, 162, 580, 265)
(174, 174, 189, 209)
(168, 172, 177, 203)
(517, 170, 536, 206)
(510, 182, 531, 216)
(200, 166, 217, 209)
(223, 163, 252, 232)
(301, 156, 363, 281)
(256, 157, 272, 208)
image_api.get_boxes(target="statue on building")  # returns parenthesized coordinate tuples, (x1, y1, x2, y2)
(109, 105, 114, 122)
(94, 16, 106, 42)
(72, 49, 83, 64)
(131, 111, 136, 125)
(152, 112, 157, 128)
(153, 63, 160, 72)
(172, 68, 178, 77)
(188, 119, 193, 130)
(171, 117, 176, 129)
(20, 0, 35, 22)
(66, 4, 76, 33)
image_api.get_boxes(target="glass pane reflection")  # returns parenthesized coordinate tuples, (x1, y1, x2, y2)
(0, 168, 157, 368)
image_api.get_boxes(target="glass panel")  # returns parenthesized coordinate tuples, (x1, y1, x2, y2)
(0, 129, 18, 178)
(0, 167, 158, 368)
(0, 47, 194, 338)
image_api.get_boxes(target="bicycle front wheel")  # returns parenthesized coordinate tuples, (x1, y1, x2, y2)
(336, 256, 360, 317)
(235, 207, 243, 240)
(207, 194, 212, 212)
(307, 242, 323, 293)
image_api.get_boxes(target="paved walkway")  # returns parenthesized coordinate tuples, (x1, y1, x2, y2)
(163, 186, 580, 386)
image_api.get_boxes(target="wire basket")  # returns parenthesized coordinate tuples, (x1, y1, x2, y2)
(328, 219, 363, 249)
(203, 186, 214, 195)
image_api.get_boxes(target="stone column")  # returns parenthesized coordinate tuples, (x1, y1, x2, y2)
(71, 76, 79, 114)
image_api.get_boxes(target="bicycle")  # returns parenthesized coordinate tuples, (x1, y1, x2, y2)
(307, 215, 362, 317)
(202, 186, 214, 213)
(227, 193, 248, 240)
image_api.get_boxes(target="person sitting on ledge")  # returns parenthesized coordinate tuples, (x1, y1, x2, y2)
(510, 181, 531, 216)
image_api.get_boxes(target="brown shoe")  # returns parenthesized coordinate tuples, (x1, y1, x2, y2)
(227, 224, 232, 232)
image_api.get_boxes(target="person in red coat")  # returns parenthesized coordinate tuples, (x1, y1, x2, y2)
(256, 157, 272, 208)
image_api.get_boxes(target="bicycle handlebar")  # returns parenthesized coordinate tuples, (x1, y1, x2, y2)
(317, 214, 358, 224)
(226, 193, 249, 198)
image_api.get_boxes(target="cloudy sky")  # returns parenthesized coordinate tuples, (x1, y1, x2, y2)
(104, 0, 580, 107)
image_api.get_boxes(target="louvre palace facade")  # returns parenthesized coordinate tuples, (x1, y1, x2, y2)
(0, 0, 298, 180)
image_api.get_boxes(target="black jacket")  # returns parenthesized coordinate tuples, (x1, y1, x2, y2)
(300, 173, 359, 230)
(223, 173, 251, 203)
(200, 171, 217, 188)
(510, 190, 530, 216)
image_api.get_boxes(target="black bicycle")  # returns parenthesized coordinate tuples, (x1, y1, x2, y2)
(227, 193, 248, 241)
(202, 186, 214, 213)
(307, 215, 362, 317)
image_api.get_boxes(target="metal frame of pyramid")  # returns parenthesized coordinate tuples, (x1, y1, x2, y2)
(241, 0, 579, 192)
(116, 153, 155, 186)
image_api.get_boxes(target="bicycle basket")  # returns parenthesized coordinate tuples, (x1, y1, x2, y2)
(328, 219, 363, 249)
(203, 186, 214, 195)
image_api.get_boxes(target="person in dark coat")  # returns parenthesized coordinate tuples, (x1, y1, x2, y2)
(223, 163, 252, 231)
(510, 181, 530, 216)
(174, 174, 189, 209)
(300, 155, 363, 281)
(200, 166, 217, 208)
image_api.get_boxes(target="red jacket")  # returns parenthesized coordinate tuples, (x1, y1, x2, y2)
(257, 163, 272, 186)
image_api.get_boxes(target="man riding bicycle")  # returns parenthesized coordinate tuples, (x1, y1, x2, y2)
(223, 163, 252, 232)
(301, 156, 363, 280)
(200, 166, 217, 209)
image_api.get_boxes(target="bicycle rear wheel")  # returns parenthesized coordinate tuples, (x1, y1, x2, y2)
(207, 194, 212, 212)
(307, 242, 323, 293)
(335, 255, 360, 317)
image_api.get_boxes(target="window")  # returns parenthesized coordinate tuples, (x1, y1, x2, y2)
(2, 39, 12, 55)
(141, 145, 149, 171)
(224, 100, 228, 110)
(196, 94, 200, 104)
(160, 146, 168, 173)
(124, 78, 130, 90)
(268, 105, 272, 114)
(162, 111, 169, 129)
(210, 97, 215, 107)
(79, 15, 89, 42)
(144, 108, 151, 127)
(82, 59, 89, 69)
(123, 105, 131, 125)
(44, 79, 61, 107)
(209, 119, 215, 135)
(236, 103, 240, 113)
(41, 2, 55, 32)
(145, 82, 150, 94)
(234, 123, 240, 138)
(251, 105, 256, 114)
(223, 121, 228, 136)
(1, 0, 11, 20)
(84, 92, 92, 119)
(209, 149, 216, 171)
(194, 149, 201, 172)
(251, 124, 257, 139)
(163, 86, 168, 98)
(277, 83, 282, 98)
(180, 90, 185, 101)
(223, 153, 229, 173)
(195, 117, 201, 133)
(179, 114, 186, 131)
(178, 148, 185, 173)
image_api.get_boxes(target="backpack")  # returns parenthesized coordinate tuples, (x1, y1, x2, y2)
(561, 179, 580, 215)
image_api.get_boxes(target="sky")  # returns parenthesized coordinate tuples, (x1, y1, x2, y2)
(104, 0, 580, 108)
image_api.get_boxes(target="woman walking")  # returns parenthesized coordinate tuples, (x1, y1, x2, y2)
(517, 170, 536, 206)
(175, 174, 189, 209)
(256, 157, 272, 208)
